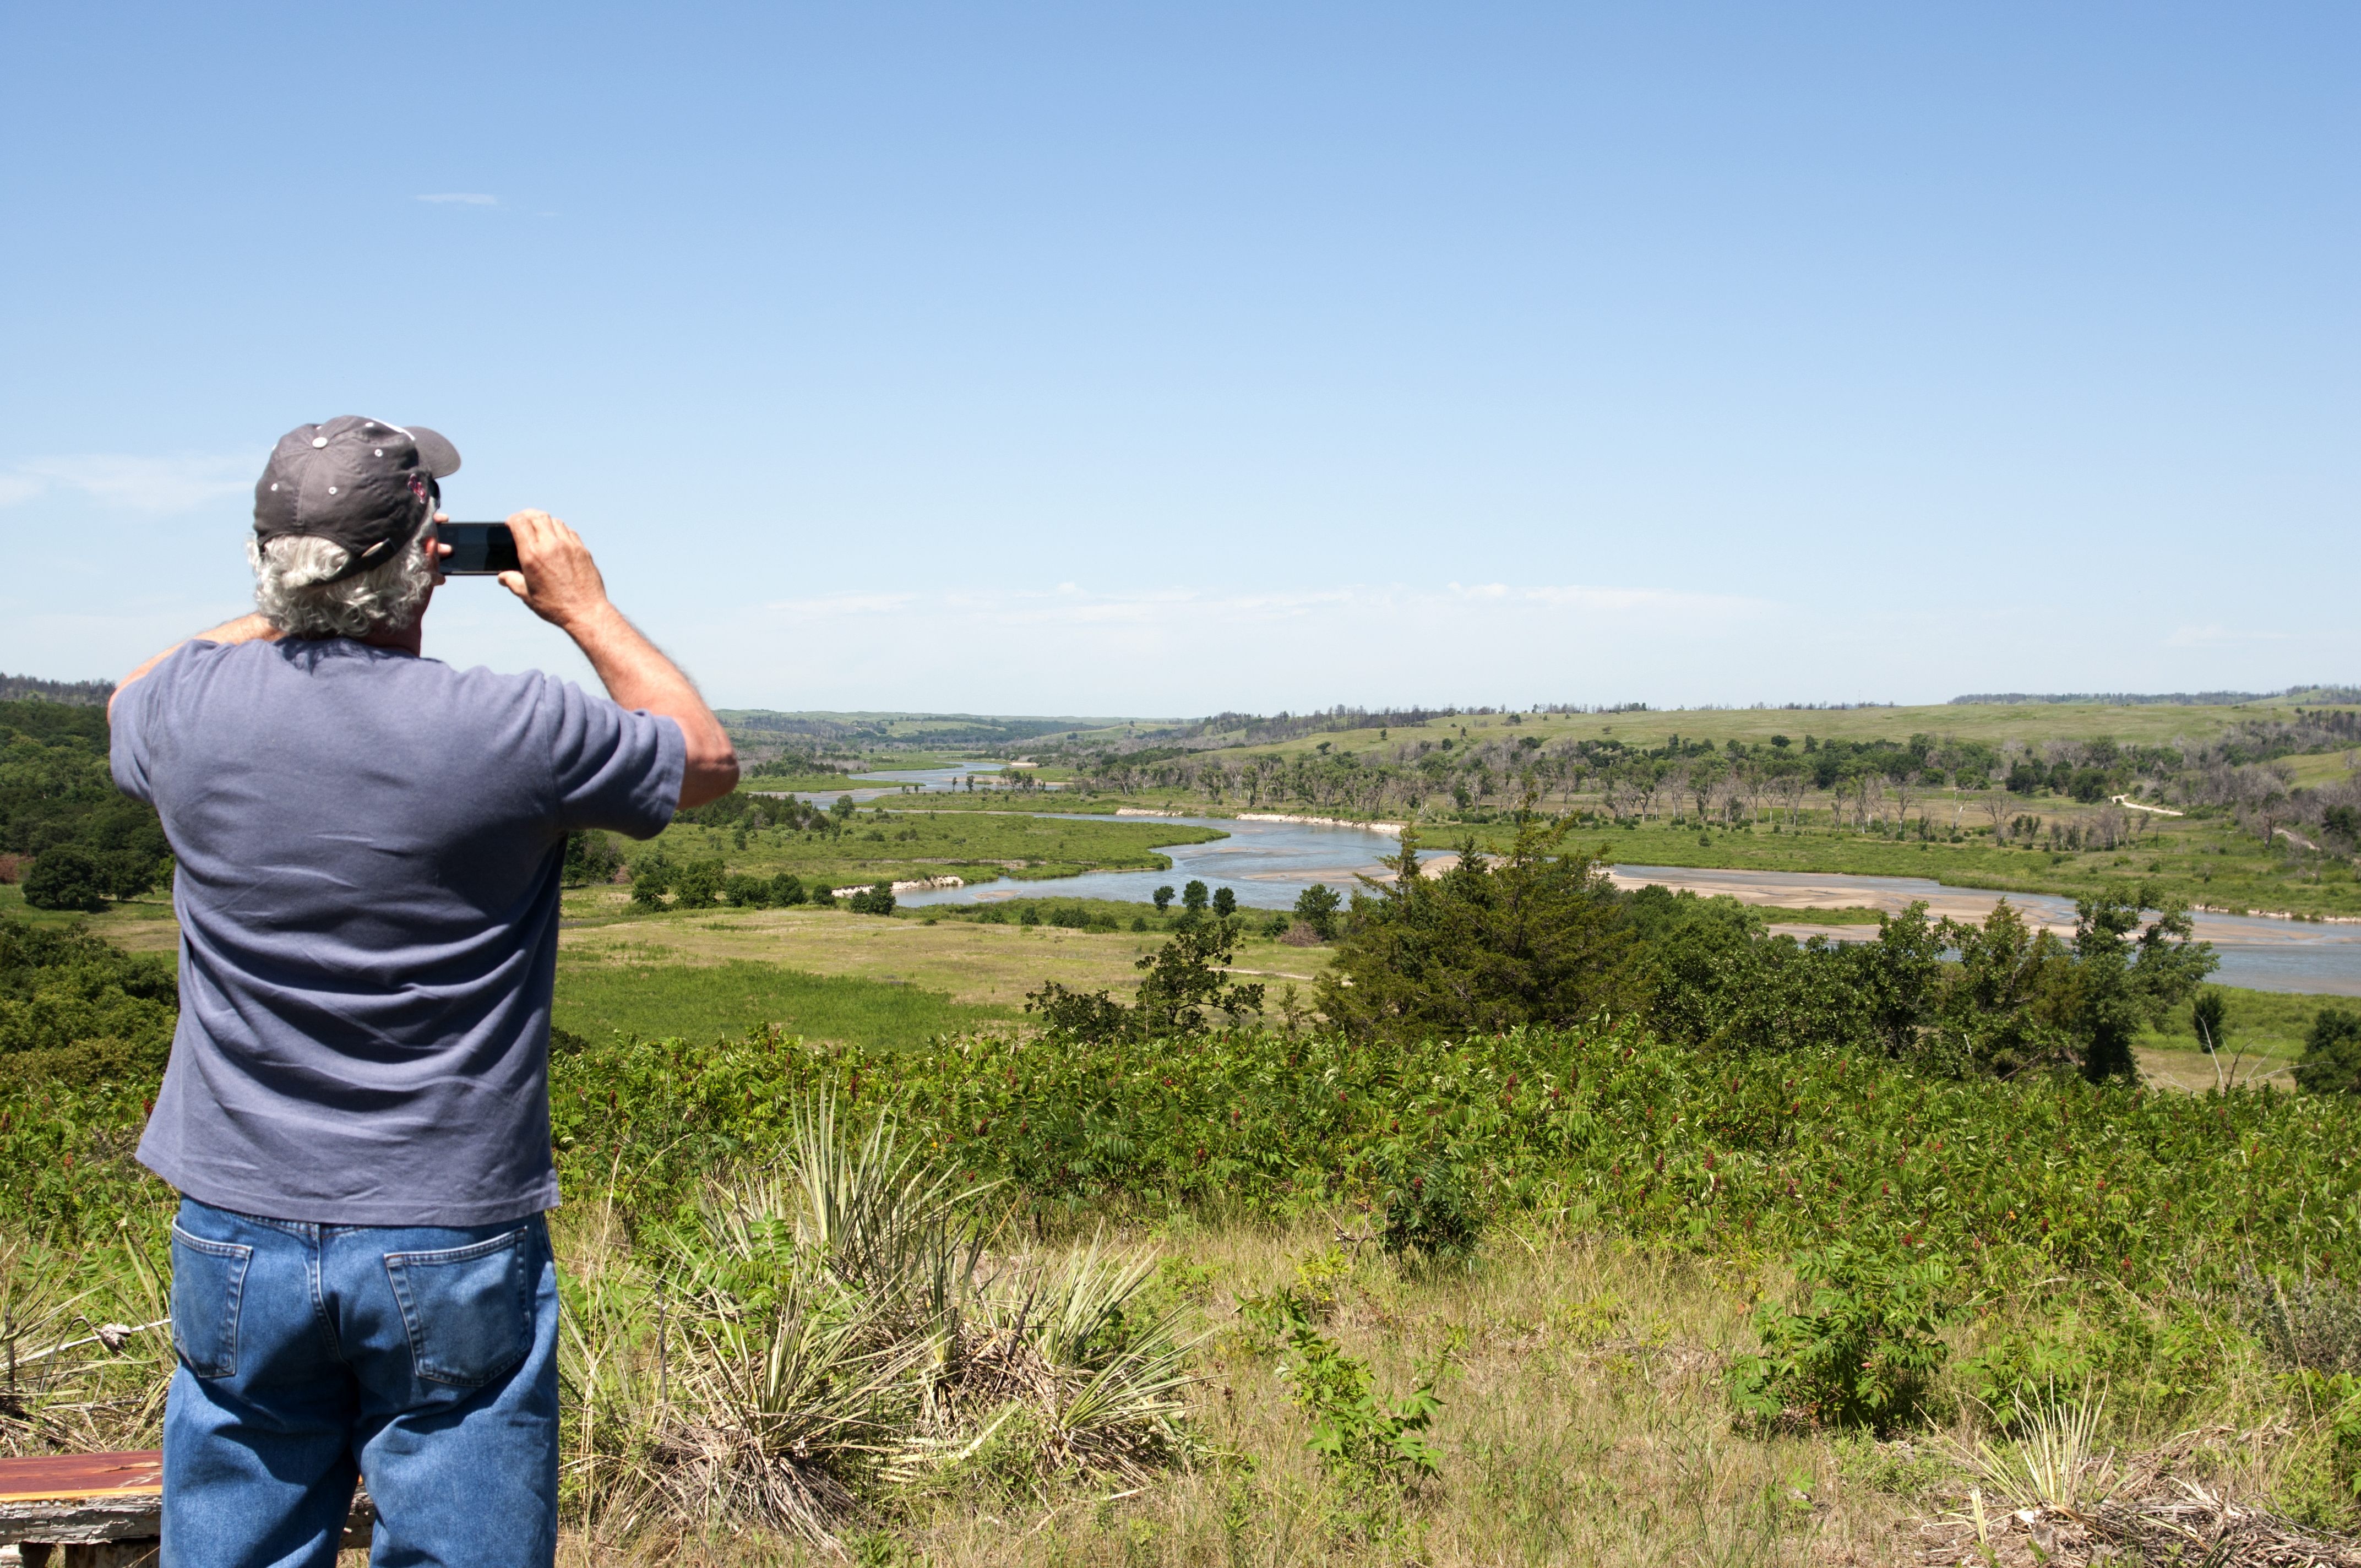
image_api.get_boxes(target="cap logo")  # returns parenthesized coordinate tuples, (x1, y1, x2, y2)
(311, 437, 328, 448)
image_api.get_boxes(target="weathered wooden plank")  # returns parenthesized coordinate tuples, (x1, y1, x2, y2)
(0, 1453, 160, 1506)
(0, 1499, 157, 1547)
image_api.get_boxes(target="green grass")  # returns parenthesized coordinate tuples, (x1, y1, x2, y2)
(0, 881, 179, 934)
(552, 956, 1011, 1049)
(613, 807, 1225, 899)
(1565, 814, 2361, 922)
(2136, 984, 2351, 1061)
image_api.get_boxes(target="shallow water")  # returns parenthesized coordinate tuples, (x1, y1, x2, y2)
(884, 815, 2360, 995)
(758, 761, 1011, 805)
(893, 814, 1395, 913)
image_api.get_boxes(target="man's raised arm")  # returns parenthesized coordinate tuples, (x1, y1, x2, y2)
(497, 509, 739, 810)
(108, 616, 281, 722)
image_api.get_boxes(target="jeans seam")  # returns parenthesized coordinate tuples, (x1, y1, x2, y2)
(309, 1235, 341, 1363)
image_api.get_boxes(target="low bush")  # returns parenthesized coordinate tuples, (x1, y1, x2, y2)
(1728, 1240, 1954, 1431)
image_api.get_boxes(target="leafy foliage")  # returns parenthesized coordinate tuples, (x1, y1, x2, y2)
(562, 831, 625, 887)
(0, 700, 171, 902)
(1292, 884, 1342, 940)
(1641, 888, 2215, 1082)
(0, 913, 177, 1085)
(1955, 1301, 2220, 1427)
(846, 881, 897, 916)
(1024, 920, 1266, 1044)
(1242, 1286, 1441, 1493)
(1728, 1240, 1954, 1430)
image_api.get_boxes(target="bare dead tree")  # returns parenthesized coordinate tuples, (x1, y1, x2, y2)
(1979, 792, 2014, 839)
(1890, 770, 1923, 831)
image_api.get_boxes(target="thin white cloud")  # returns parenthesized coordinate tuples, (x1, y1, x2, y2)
(416, 193, 498, 206)
(0, 454, 251, 515)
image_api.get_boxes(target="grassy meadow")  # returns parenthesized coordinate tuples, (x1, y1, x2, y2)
(18, 1004, 2361, 1566)
(7, 690, 2361, 1566)
(620, 806, 1224, 896)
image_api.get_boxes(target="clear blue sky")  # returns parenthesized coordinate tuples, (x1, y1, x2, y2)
(2, 3, 2352, 716)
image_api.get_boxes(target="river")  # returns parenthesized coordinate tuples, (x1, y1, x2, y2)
(879, 813, 2359, 995)
(761, 761, 1014, 805)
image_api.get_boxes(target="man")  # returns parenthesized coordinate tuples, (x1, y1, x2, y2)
(108, 416, 738, 1566)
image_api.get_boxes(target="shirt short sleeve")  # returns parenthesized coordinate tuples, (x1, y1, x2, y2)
(107, 646, 179, 805)
(542, 676, 686, 839)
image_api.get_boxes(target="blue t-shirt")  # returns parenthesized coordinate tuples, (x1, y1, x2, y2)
(111, 637, 685, 1224)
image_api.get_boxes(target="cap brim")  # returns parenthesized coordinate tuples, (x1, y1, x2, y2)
(406, 425, 462, 477)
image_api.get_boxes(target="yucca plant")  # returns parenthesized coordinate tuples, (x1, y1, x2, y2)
(780, 1089, 998, 1327)
(1955, 1385, 2116, 1518)
(576, 1093, 1195, 1548)
(905, 1230, 1196, 1488)
(660, 1254, 926, 1545)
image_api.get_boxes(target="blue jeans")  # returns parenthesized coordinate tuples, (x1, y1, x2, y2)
(162, 1198, 559, 1568)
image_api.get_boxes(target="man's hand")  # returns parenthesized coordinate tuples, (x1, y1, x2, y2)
(496, 509, 739, 810)
(497, 510, 609, 631)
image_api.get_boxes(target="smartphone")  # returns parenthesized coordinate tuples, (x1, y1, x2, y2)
(438, 522, 519, 576)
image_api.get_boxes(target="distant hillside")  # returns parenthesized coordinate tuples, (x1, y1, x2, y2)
(1951, 685, 2361, 707)
(0, 673, 112, 706)
(714, 710, 1162, 748)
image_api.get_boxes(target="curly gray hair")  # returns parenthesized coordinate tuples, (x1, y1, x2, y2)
(248, 532, 437, 639)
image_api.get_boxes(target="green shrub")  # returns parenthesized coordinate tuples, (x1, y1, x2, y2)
(1956, 1299, 2223, 1425)
(562, 831, 624, 887)
(2297, 1008, 2361, 1096)
(1728, 1240, 1955, 1431)
(1241, 1286, 1441, 1495)
(1373, 1142, 1484, 1266)
(1293, 885, 1342, 940)
(670, 858, 725, 909)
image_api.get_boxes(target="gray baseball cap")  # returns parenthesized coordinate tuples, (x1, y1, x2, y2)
(252, 417, 463, 583)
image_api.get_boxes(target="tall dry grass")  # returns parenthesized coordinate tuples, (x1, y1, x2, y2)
(0, 1106, 2326, 1568)
(550, 1211, 1923, 1566)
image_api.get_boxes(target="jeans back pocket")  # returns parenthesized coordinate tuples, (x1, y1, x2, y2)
(170, 1226, 253, 1380)
(382, 1228, 533, 1387)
